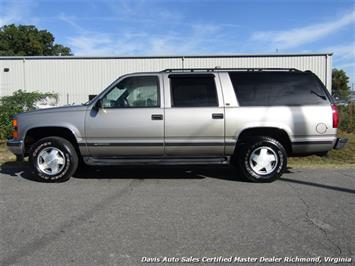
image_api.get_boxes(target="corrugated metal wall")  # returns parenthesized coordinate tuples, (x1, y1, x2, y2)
(0, 54, 332, 105)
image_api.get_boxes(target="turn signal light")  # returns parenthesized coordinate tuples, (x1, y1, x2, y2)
(12, 119, 17, 127)
(11, 119, 18, 139)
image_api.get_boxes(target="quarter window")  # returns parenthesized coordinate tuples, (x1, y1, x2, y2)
(170, 74, 218, 107)
(229, 72, 329, 106)
(102, 76, 159, 108)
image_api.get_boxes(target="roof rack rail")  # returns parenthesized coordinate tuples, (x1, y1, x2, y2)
(161, 68, 302, 73)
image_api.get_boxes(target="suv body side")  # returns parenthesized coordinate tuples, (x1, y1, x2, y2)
(7, 69, 346, 183)
(84, 71, 337, 157)
(9, 70, 337, 159)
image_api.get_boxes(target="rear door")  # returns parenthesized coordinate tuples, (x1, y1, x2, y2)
(163, 73, 225, 156)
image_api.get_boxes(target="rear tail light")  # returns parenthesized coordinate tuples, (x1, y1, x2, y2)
(331, 104, 338, 128)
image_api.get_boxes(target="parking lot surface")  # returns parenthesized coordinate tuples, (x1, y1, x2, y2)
(0, 164, 354, 265)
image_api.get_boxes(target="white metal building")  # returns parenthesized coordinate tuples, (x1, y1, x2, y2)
(0, 53, 332, 106)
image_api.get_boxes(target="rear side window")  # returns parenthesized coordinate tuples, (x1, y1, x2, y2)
(229, 72, 329, 106)
(170, 74, 218, 107)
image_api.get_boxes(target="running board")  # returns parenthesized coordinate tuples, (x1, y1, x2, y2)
(83, 156, 230, 166)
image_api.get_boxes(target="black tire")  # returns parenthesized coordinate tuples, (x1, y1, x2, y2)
(29, 137, 78, 182)
(236, 137, 287, 183)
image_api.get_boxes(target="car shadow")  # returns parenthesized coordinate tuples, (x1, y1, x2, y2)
(73, 165, 249, 182)
(0, 161, 249, 183)
(0, 161, 37, 180)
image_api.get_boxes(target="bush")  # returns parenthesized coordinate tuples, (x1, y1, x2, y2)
(0, 90, 57, 139)
(338, 102, 355, 133)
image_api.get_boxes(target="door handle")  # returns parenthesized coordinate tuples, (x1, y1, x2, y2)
(212, 113, 224, 119)
(151, 114, 163, 120)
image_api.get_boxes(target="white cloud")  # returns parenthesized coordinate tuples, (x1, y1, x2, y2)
(0, 0, 36, 26)
(58, 14, 85, 32)
(327, 43, 355, 61)
(105, 0, 183, 24)
(337, 62, 355, 69)
(68, 34, 114, 56)
(65, 20, 223, 56)
(335, 61, 355, 84)
(328, 43, 355, 83)
(147, 24, 221, 55)
(60, 0, 233, 56)
(322, 43, 355, 82)
(0, 0, 23, 26)
(252, 11, 355, 49)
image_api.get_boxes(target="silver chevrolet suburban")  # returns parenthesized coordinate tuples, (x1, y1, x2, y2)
(7, 68, 347, 182)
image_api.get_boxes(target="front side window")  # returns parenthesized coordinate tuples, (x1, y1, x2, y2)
(101, 76, 159, 108)
(170, 74, 218, 107)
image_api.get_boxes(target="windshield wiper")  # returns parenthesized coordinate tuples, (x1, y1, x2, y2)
(311, 90, 326, 100)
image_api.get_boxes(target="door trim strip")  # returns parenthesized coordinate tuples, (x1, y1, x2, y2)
(80, 142, 234, 147)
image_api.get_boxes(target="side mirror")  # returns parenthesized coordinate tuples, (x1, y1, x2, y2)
(93, 99, 102, 111)
(89, 94, 97, 101)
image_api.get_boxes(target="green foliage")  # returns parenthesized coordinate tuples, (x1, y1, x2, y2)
(0, 24, 72, 56)
(0, 90, 58, 139)
(332, 68, 350, 101)
(338, 102, 355, 133)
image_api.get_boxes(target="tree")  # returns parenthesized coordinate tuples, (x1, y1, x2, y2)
(332, 68, 350, 101)
(0, 24, 72, 56)
(0, 90, 57, 139)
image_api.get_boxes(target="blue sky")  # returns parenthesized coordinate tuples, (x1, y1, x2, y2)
(1, 0, 355, 85)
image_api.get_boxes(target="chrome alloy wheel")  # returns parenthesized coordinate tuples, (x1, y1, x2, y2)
(37, 147, 65, 175)
(249, 146, 278, 176)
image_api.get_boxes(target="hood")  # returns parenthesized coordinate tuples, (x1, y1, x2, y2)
(14, 104, 89, 140)
(15, 104, 88, 117)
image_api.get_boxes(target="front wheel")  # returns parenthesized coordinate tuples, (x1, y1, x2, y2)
(29, 137, 78, 182)
(236, 137, 287, 182)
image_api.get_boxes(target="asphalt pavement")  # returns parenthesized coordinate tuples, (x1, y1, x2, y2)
(0, 164, 354, 265)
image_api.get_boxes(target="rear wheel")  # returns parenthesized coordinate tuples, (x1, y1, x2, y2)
(236, 137, 287, 182)
(29, 137, 78, 182)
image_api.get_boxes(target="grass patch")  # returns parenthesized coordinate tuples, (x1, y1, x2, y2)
(0, 140, 16, 165)
(288, 132, 355, 168)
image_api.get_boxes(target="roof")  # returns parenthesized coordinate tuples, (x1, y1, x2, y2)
(0, 52, 333, 60)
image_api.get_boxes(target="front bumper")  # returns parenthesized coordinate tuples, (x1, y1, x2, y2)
(6, 139, 24, 156)
(334, 138, 348, 150)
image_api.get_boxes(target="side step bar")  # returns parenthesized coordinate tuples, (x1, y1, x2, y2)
(83, 156, 231, 166)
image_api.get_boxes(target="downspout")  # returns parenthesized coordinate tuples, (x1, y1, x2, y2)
(22, 58, 26, 91)
(325, 54, 328, 93)
(328, 54, 332, 94)
(325, 54, 332, 93)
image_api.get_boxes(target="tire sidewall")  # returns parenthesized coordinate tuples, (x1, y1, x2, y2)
(30, 138, 76, 182)
(241, 138, 287, 182)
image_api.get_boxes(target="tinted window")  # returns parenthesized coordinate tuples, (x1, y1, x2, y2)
(229, 72, 329, 106)
(102, 76, 159, 108)
(170, 75, 218, 107)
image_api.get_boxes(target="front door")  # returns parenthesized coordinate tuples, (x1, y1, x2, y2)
(85, 75, 164, 156)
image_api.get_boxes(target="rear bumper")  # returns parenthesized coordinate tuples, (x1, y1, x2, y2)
(334, 138, 348, 150)
(6, 139, 24, 156)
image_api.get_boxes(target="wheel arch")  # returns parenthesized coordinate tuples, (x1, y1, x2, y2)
(236, 127, 292, 155)
(24, 126, 81, 155)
